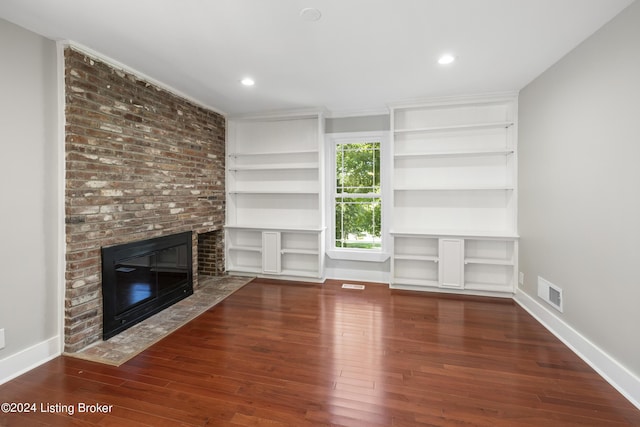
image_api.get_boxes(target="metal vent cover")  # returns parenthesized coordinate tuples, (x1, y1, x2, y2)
(538, 276, 563, 313)
(342, 283, 365, 290)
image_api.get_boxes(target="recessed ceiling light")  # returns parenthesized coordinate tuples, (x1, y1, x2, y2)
(300, 7, 322, 22)
(240, 77, 255, 87)
(438, 54, 456, 65)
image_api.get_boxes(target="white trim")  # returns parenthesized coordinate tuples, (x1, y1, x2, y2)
(229, 107, 328, 121)
(325, 107, 390, 118)
(325, 267, 390, 284)
(514, 289, 640, 410)
(387, 91, 520, 110)
(225, 225, 325, 232)
(390, 229, 519, 239)
(390, 283, 513, 299)
(325, 131, 390, 139)
(62, 41, 227, 117)
(326, 250, 390, 263)
(56, 41, 67, 352)
(0, 337, 61, 385)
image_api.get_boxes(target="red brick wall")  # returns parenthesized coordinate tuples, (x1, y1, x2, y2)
(198, 230, 225, 277)
(64, 47, 225, 352)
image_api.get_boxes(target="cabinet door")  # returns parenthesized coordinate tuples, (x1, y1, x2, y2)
(262, 231, 281, 274)
(439, 238, 464, 288)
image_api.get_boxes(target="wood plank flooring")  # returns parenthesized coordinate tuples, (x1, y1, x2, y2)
(1, 278, 639, 426)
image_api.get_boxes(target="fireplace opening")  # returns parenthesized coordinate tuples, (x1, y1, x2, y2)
(101, 231, 193, 340)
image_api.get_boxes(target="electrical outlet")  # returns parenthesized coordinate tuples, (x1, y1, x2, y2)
(0, 328, 5, 350)
(518, 272, 524, 286)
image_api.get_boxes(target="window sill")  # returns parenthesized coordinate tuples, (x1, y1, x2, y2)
(326, 250, 390, 263)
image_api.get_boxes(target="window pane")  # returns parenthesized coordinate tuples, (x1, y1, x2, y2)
(335, 197, 381, 249)
(336, 143, 380, 194)
(334, 141, 382, 251)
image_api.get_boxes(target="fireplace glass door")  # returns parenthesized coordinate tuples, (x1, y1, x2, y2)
(102, 232, 193, 339)
(115, 253, 156, 315)
(114, 246, 189, 315)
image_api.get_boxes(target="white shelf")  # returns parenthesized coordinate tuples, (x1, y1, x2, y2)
(229, 190, 320, 195)
(228, 245, 262, 253)
(228, 149, 318, 157)
(395, 186, 514, 192)
(464, 282, 513, 293)
(225, 225, 325, 232)
(464, 257, 513, 266)
(394, 121, 514, 134)
(394, 148, 514, 158)
(390, 229, 519, 239)
(392, 278, 439, 287)
(281, 249, 319, 255)
(228, 163, 319, 171)
(394, 254, 438, 262)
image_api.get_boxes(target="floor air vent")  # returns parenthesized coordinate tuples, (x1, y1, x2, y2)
(537, 276, 563, 313)
(342, 284, 365, 290)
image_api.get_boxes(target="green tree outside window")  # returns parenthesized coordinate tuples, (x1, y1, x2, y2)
(335, 142, 381, 249)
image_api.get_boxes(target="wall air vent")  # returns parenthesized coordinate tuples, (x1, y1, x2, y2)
(537, 276, 563, 313)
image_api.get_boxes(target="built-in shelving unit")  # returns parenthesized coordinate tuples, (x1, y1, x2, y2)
(225, 111, 325, 281)
(390, 94, 519, 297)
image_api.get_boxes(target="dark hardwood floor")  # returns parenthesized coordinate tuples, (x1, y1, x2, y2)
(1, 278, 639, 426)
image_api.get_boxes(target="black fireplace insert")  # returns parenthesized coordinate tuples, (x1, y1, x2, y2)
(101, 231, 193, 340)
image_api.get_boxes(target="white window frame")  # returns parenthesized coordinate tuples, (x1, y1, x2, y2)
(325, 131, 390, 262)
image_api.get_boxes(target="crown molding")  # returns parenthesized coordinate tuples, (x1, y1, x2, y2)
(228, 107, 329, 121)
(388, 91, 519, 110)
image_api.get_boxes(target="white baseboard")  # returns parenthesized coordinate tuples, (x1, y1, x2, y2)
(325, 267, 390, 284)
(514, 289, 640, 410)
(0, 336, 61, 385)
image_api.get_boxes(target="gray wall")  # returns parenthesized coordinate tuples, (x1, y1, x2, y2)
(325, 114, 389, 133)
(0, 19, 59, 360)
(518, 1, 640, 376)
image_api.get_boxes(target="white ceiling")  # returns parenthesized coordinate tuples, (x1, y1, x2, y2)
(0, 0, 635, 116)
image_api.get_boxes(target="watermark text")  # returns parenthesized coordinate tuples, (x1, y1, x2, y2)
(1, 402, 113, 416)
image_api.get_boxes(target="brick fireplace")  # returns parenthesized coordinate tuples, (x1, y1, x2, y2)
(64, 47, 226, 353)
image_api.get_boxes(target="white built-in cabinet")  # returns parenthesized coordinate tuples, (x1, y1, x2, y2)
(390, 95, 519, 297)
(439, 238, 464, 289)
(225, 112, 325, 281)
